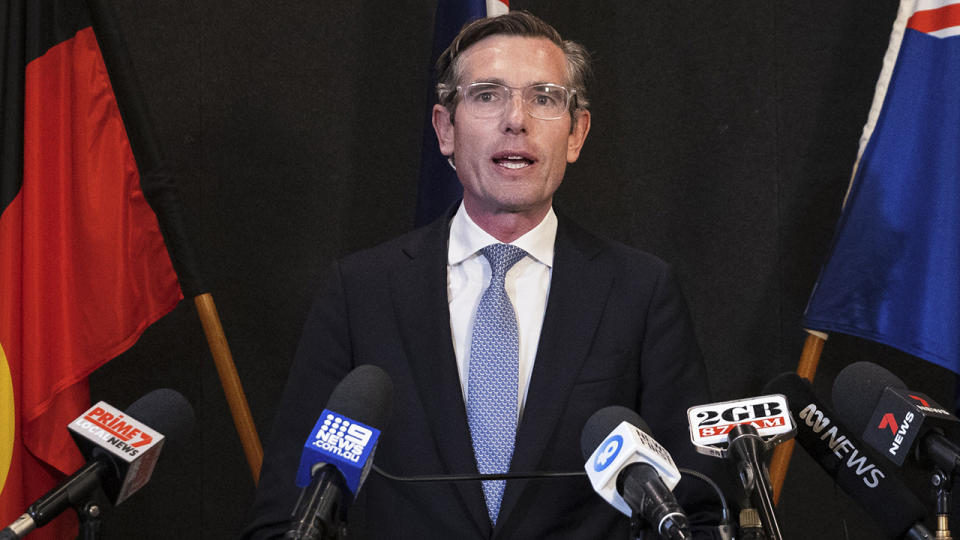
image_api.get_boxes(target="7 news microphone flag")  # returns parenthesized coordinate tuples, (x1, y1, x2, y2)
(0, 2, 208, 538)
(415, 0, 509, 226)
(802, 0, 960, 374)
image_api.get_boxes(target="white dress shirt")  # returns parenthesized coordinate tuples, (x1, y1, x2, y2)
(447, 203, 556, 417)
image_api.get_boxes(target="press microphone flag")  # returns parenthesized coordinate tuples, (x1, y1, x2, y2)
(687, 394, 794, 457)
(67, 401, 164, 505)
(1, 389, 194, 539)
(296, 412, 380, 494)
(865, 388, 957, 467)
(294, 365, 392, 494)
(687, 395, 794, 540)
(582, 410, 681, 515)
(287, 365, 393, 540)
(765, 372, 931, 539)
(581, 406, 691, 540)
(832, 361, 960, 469)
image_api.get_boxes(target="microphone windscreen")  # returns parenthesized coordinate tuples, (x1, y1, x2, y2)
(764, 372, 926, 538)
(125, 388, 195, 447)
(831, 361, 907, 434)
(326, 364, 394, 430)
(580, 405, 648, 460)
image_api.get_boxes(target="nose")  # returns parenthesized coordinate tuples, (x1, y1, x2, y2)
(501, 89, 527, 133)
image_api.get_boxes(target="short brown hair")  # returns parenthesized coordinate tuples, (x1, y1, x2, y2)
(435, 11, 592, 124)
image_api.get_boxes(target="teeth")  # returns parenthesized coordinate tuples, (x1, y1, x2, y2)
(500, 161, 528, 169)
(494, 155, 532, 169)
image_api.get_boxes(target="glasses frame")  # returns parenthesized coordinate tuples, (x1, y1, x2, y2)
(454, 82, 576, 120)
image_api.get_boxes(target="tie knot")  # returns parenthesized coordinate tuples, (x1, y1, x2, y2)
(481, 244, 527, 279)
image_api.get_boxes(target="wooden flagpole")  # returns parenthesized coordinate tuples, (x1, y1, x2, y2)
(769, 331, 827, 503)
(195, 293, 263, 483)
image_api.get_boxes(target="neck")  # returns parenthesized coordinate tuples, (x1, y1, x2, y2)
(465, 204, 550, 243)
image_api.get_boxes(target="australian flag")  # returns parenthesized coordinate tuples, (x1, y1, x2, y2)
(803, 1, 960, 373)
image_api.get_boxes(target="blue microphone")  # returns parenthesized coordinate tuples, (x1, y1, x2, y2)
(285, 365, 393, 540)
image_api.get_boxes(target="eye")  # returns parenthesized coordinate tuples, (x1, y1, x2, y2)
(533, 94, 556, 106)
(530, 92, 559, 107)
(477, 91, 498, 103)
(528, 86, 563, 108)
(468, 84, 504, 104)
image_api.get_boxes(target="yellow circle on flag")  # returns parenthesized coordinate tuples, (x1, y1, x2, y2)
(0, 341, 13, 494)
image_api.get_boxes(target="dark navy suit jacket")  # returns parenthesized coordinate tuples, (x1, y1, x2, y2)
(243, 209, 724, 539)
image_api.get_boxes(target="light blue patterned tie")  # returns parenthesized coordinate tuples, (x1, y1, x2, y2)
(467, 243, 527, 524)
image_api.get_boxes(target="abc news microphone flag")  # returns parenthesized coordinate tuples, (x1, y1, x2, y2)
(415, 0, 509, 226)
(803, 0, 960, 374)
(0, 1, 203, 538)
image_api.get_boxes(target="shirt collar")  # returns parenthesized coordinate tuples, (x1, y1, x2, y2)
(448, 202, 557, 268)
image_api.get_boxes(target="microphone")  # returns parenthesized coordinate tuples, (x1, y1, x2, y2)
(0, 389, 195, 539)
(580, 406, 691, 540)
(764, 372, 933, 539)
(832, 361, 960, 472)
(687, 395, 795, 540)
(286, 365, 393, 540)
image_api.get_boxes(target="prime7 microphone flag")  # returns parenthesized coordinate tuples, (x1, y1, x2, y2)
(415, 0, 509, 226)
(803, 0, 960, 373)
(1, 1, 202, 537)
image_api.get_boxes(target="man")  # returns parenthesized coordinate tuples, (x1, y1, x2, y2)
(245, 11, 724, 539)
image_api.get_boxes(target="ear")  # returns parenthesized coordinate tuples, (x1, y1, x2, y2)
(566, 109, 591, 163)
(432, 104, 456, 156)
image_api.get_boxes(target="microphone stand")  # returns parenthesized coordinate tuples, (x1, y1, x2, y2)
(0, 460, 112, 540)
(729, 425, 783, 540)
(286, 463, 349, 540)
(629, 515, 652, 540)
(76, 500, 105, 540)
(931, 469, 953, 539)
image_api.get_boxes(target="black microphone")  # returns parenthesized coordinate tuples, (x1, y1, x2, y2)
(285, 365, 393, 540)
(581, 406, 692, 540)
(832, 361, 960, 473)
(0, 389, 195, 539)
(764, 372, 932, 539)
(686, 394, 795, 540)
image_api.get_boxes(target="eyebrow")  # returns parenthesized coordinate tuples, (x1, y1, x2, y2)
(471, 77, 508, 86)
(469, 78, 556, 87)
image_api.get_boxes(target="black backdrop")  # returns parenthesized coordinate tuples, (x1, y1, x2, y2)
(82, 1, 957, 538)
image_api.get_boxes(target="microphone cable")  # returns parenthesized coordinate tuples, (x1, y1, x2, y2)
(676, 468, 730, 526)
(372, 464, 583, 482)
(372, 464, 731, 535)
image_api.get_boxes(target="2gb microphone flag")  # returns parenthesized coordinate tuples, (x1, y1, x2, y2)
(1, 1, 201, 538)
(415, 0, 509, 226)
(803, 0, 960, 373)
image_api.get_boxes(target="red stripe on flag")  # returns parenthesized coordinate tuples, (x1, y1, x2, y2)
(908, 4, 960, 33)
(1, 24, 182, 539)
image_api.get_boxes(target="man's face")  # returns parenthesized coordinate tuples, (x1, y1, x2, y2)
(432, 35, 590, 224)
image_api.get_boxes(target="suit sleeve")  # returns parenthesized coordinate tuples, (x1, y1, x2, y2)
(241, 261, 355, 539)
(638, 264, 734, 534)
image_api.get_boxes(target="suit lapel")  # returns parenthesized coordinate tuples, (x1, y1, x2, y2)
(390, 212, 492, 537)
(495, 217, 614, 532)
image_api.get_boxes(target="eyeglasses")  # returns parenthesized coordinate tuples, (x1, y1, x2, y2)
(456, 82, 575, 120)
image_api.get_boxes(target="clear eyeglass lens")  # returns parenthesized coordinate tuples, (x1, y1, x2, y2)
(461, 83, 570, 119)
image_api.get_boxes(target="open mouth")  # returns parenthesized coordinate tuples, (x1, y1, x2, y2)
(492, 154, 535, 170)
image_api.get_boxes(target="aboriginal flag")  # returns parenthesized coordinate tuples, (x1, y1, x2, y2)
(803, 0, 960, 372)
(1, 1, 202, 537)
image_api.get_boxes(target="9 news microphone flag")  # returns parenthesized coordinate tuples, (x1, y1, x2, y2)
(803, 0, 960, 373)
(1, 1, 202, 538)
(415, 0, 509, 226)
